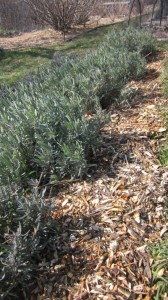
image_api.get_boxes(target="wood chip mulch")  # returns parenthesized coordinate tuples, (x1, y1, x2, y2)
(31, 52, 168, 300)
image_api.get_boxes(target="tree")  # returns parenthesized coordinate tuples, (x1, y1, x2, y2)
(0, 0, 37, 32)
(128, 0, 143, 27)
(24, 0, 96, 38)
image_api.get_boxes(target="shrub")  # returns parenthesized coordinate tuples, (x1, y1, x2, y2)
(0, 82, 103, 186)
(0, 187, 56, 299)
(48, 46, 145, 110)
(103, 27, 157, 57)
(0, 28, 153, 187)
(94, 48, 145, 108)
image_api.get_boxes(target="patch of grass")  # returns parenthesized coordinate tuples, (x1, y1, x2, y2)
(159, 106, 168, 166)
(0, 48, 56, 86)
(162, 59, 168, 99)
(0, 28, 18, 37)
(0, 24, 116, 86)
(151, 42, 168, 300)
(151, 239, 168, 300)
(156, 40, 168, 52)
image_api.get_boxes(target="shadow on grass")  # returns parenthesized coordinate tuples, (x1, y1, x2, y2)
(2, 47, 56, 60)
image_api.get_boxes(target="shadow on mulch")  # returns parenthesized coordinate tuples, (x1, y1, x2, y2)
(145, 68, 160, 80)
(87, 57, 162, 180)
(88, 131, 149, 181)
(22, 213, 102, 300)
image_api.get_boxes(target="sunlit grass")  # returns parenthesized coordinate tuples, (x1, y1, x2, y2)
(151, 41, 168, 300)
(151, 239, 168, 300)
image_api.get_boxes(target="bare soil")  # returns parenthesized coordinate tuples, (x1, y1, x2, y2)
(143, 19, 168, 41)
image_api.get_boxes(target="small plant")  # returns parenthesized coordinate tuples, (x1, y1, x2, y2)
(0, 79, 104, 186)
(0, 187, 56, 299)
(0, 28, 153, 186)
(151, 238, 168, 300)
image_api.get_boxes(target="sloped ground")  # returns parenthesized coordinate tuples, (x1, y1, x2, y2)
(0, 17, 124, 50)
(0, 28, 63, 49)
(28, 53, 168, 299)
(0, 19, 167, 51)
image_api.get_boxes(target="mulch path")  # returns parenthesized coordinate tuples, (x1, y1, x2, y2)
(30, 52, 168, 300)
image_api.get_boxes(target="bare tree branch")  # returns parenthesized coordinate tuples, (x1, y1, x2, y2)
(24, 0, 97, 37)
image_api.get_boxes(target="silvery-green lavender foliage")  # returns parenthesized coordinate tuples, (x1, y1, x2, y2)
(0, 187, 56, 299)
(0, 86, 103, 186)
(0, 28, 156, 187)
(103, 27, 156, 57)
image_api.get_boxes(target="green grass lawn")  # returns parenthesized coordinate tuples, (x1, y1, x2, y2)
(0, 48, 55, 85)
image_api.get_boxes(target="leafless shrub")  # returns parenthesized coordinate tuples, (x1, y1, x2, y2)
(0, 0, 38, 32)
(24, 0, 97, 37)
